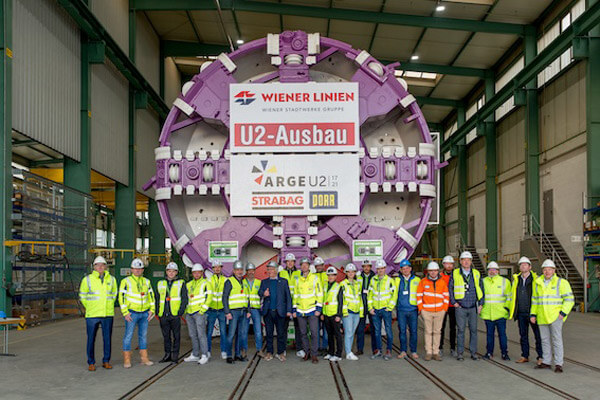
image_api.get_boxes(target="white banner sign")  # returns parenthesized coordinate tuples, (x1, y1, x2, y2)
(230, 154, 359, 216)
(229, 82, 359, 153)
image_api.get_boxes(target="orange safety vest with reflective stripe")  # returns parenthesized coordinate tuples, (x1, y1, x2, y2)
(417, 277, 449, 313)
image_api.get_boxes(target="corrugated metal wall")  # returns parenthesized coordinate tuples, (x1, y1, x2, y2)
(91, 60, 129, 185)
(467, 137, 485, 188)
(164, 57, 182, 105)
(497, 107, 525, 174)
(136, 109, 160, 197)
(91, 0, 129, 56)
(12, 0, 81, 160)
(136, 13, 160, 92)
(444, 158, 458, 200)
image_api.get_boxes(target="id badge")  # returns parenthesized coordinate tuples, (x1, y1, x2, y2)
(403, 290, 409, 295)
(465, 284, 470, 291)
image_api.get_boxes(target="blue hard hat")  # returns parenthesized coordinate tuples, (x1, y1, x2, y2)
(399, 259, 411, 268)
(0, 311, 6, 319)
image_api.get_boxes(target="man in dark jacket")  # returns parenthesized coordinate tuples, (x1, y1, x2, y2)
(259, 261, 292, 361)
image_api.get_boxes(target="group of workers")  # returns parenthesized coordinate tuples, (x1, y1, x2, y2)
(79, 251, 574, 374)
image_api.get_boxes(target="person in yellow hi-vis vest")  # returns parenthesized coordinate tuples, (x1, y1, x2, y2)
(206, 260, 228, 359)
(293, 256, 323, 364)
(279, 253, 302, 352)
(184, 263, 212, 366)
(480, 261, 511, 361)
(531, 259, 575, 373)
(322, 266, 344, 362)
(314, 257, 329, 356)
(155, 262, 187, 364)
(224, 260, 249, 364)
(368, 259, 397, 361)
(240, 262, 263, 358)
(119, 258, 155, 368)
(79, 256, 117, 371)
(342, 263, 363, 361)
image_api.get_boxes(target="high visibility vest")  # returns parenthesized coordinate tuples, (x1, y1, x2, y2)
(157, 279, 185, 317)
(186, 278, 212, 314)
(208, 274, 226, 310)
(227, 277, 248, 310)
(317, 271, 328, 290)
(416, 277, 449, 312)
(342, 277, 364, 317)
(480, 275, 511, 321)
(279, 269, 300, 295)
(323, 281, 342, 317)
(452, 268, 483, 301)
(293, 273, 323, 315)
(118, 275, 155, 316)
(244, 278, 262, 309)
(394, 275, 421, 306)
(508, 271, 538, 319)
(531, 275, 575, 324)
(367, 275, 397, 311)
(79, 271, 117, 318)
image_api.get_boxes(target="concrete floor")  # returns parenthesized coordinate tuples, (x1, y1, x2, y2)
(1, 312, 599, 399)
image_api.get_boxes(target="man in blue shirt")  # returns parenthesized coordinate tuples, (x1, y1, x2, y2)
(395, 260, 420, 359)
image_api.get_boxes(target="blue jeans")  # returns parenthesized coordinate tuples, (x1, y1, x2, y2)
(357, 315, 376, 353)
(485, 318, 508, 355)
(371, 309, 393, 352)
(207, 309, 228, 353)
(320, 318, 328, 349)
(226, 309, 245, 357)
(123, 311, 148, 351)
(517, 312, 543, 359)
(86, 317, 113, 364)
(397, 309, 418, 353)
(342, 312, 360, 355)
(239, 308, 263, 353)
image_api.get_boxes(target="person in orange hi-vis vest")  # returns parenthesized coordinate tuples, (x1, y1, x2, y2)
(417, 261, 449, 361)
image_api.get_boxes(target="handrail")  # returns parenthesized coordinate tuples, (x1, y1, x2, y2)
(524, 213, 570, 280)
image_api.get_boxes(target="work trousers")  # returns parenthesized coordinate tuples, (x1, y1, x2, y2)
(422, 310, 445, 355)
(159, 315, 181, 359)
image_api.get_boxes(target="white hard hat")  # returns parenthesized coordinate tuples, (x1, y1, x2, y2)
(326, 266, 338, 275)
(267, 261, 279, 268)
(232, 260, 244, 270)
(460, 251, 473, 260)
(131, 258, 145, 269)
(375, 259, 387, 269)
(246, 262, 256, 270)
(442, 255, 455, 264)
(486, 261, 499, 270)
(93, 256, 107, 266)
(211, 260, 223, 267)
(541, 259, 556, 269)
(285, 253, 296, 261)
(191, 263, 204, 272)
(427, 261, 440, 271)
(362, 260, 372, 266)
(166, 262, 178, 271)
(313, 257, 325, 266)
(345, 263, 357, 272)
(518, 256, 531, 265)
(300, 256, 311, 265)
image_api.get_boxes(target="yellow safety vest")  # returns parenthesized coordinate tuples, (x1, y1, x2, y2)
(342, 277, 364, 317)
(323, 281, 342, 317)
(227, 277, 249, 310)
(452, 268, 483, 301)
(157, 279, 185, 317)
(394, 275, 421, 306)
(293, 273, 323, 315)
(280, 269, 300, 295)
(208, 274, 226, 310)
(367, 275, 397, 311)
(118, 275, 155, 316)
(480, 275, 511, 321)
(244, 278, 262, 309)
(531, 275, 575, 324)
(508, 271, 538, 319)
(186, 278, 212, 314)
(79, 271, 117, 318)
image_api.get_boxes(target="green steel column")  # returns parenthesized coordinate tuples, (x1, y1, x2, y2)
(437, 136, 446, 258)
(588, 0, 600, 208)
(484, 76, 498, 259)
(457, 106, 468, 248)
(115, 8, 137, 280)
(525, 30, 540, 232)
(0, 0, 12, 315)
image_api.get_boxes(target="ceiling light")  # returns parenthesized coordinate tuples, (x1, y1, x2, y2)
(236, 39, 244, 44)
(411, 55, 419, 61)
(436, 5, 446, 11)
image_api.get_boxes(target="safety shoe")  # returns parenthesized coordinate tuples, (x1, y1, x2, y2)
(397, 351, 407, 359)
(470, 355, 480, 361)
(276, 353, 286, 362)
(88, 364, 96, 371)
(198, 355, 209, 365)
(264, 353, 273, 361)
(555, 365, 563, 373)
(296, 350, 306, 358)
(184, 354, 200, 362)
(159, 353, 172, 363)
(457, 354, 464, 361)
(356, 350, 364, 355)
(383, 351, 392, 361)
(535, 363, 551, 369)
(433, 354, 442, 361)
(370, 350, 382, 360)
(102, 362, 112, 369)
(234, 356, 242, 362)
(424, 354, 432, 361)
(239, 356, 248, 362)
(482, 353, 492, 360)
(346, 352, 359, 361)
(502, 354, 510, 361)
(516, 357, 529, 363)
(226, 357, 234, 364)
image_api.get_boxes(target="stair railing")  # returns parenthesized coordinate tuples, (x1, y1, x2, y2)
(524, 213, 570, 280)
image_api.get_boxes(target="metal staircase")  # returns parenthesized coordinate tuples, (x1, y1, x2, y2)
(461, 245, 486, 275)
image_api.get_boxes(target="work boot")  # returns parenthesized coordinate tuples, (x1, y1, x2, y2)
(159, 353, 172, 363)
(516, 357, 529, 363)
(140, 349, 154, 366)
(102, 362, 112, 369)
(424, 353, 432, 361)
(123, 351, 132, 368)
(226, 357, 234, 364)
(433, 354, 442, 361)
(88, 364, 96, 371)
